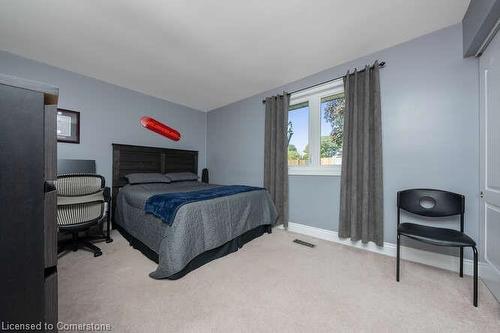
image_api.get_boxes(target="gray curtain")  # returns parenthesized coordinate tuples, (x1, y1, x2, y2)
(338, 62, 384, 246)
(264, 93, 290, 227)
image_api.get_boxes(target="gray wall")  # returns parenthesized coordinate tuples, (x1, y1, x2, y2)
(207, 24, 480, 252)
(0, 50, 207, 185)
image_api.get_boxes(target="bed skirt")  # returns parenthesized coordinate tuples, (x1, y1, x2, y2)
(115, 223, 272, 280)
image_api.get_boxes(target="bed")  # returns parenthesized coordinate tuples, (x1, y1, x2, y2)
(111, 144, 277, 279)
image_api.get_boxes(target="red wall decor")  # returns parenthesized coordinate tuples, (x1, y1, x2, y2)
(140, 116, 181, 141)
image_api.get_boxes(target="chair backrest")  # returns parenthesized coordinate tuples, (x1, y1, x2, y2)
(397, 189, 465, 230)
(56, 174, 104, 197)
(56, 174, 105, 227)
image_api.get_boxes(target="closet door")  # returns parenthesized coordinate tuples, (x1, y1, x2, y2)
(479, 29, 500, 302)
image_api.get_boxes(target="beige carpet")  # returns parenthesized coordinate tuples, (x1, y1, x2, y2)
(58, 229, 500, 332)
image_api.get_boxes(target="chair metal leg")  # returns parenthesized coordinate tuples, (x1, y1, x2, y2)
(396, 234, 400, 282)
(473, 246, 478, 307)
(80, 240, 103, 257)
(460, 247, 464, 277)
(105, 211, 113, 243)
(59, 229, 106, 257)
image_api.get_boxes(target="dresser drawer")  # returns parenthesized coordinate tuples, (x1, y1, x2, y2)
(44, 270, 58, 331)
(44, 190, 57, 268)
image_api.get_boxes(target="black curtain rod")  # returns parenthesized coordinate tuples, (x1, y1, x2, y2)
(262, 61, 385, 104)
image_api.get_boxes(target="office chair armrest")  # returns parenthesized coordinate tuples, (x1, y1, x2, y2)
(104, 187, 111, 203)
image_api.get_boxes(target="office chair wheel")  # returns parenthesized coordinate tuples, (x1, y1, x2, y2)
(106, 238, 113, 243)
(94, 251, 103, 257)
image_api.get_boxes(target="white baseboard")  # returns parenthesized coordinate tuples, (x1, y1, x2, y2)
(281, 222, 493, 278)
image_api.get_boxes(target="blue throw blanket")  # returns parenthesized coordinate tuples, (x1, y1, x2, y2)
(144, 185, 264, 225)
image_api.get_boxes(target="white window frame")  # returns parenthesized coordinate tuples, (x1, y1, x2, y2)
(288, 79, 344, 176)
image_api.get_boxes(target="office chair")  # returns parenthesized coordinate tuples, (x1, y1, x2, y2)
(396, 189, 478, 306)
(56, 174, 112, 257)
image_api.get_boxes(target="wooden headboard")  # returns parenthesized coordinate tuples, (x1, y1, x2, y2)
(111, 143, 198, 219)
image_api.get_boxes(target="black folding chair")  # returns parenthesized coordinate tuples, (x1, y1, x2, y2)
(396, 189, 478, 307)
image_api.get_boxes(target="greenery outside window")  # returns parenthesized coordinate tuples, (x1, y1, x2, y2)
(287, 79, 344, 175)
(287, 102, 309, 166)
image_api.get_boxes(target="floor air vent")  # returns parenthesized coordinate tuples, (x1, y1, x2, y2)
(293, 239, 315, 248)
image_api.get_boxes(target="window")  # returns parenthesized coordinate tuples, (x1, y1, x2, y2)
(320, 94, 344, 166)
(288, 102, 309, 166)
(288, 79, 344, 175)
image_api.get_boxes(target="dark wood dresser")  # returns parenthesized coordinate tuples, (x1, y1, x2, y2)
(0, 74, 59, 331)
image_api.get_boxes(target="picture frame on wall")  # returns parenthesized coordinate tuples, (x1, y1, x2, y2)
(57, 109, 80, 144)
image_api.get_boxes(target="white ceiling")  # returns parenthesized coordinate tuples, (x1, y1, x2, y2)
(0, 0, 470, 111)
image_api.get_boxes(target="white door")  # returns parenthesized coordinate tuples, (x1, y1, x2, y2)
(480, 29, 500, 302)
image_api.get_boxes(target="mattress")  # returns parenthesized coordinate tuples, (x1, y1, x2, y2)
(114, 181, 277, 279)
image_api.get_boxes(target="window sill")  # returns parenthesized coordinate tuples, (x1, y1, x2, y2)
(288, 167, 341, 177)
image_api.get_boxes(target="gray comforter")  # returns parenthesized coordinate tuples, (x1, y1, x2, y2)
(115, 181, 277, 279)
